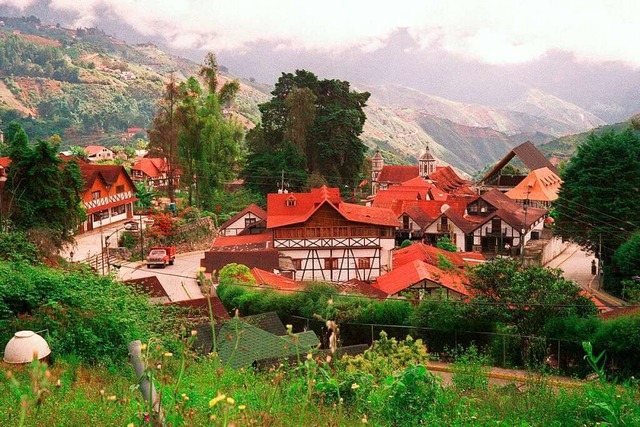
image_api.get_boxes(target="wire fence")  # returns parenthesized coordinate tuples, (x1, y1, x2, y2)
(286, 315, 591, 376)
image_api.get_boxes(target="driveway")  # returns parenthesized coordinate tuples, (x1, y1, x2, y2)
(117, 251, 205, 302)
(544, 243, 626, 308)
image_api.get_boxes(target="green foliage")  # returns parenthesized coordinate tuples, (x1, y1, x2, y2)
(117, 231, 137, 250)
(450, 345, 490, 392)
(342, 332, 431, 378)
(0, 35, 80, 82)
(4, 123, 86, 247)
(554, 128, 640, 294)
(218, 263, 255, 286)
(436, 235, 458, 252)
(613, 230, 640, 281)
(243, 69, 370, 192)
(0, 261, 160, 364)
(208, 188, 265, 224)
(134, 180, 157, 210)
(0, 231, 40, 263)
(378, 364, 440, 425)
(467, 257, 598, 336)
(436, 253, 456, 271)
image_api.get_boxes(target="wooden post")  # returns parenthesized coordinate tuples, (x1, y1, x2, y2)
(128, 340, 164, 425)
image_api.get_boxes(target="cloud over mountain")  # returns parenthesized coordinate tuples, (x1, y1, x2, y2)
(3, 0, 640, 67)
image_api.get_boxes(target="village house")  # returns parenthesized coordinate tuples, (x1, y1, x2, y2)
(218, 203, 267, 236)
(78, 162, 137, 233)
(267, 186, 398, 282)
(0, 156, 137, 233)
(505, 167, 563, 208)
(476, 140, 559, 193)
(130, 157, 181, 190)
(202, 186, 398, 282)
(85, 145, 115, 162)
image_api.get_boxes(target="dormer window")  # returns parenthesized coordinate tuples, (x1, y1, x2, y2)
(286, 196, 297, 207)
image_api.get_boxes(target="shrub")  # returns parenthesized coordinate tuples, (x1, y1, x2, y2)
(436, 235, 457, 252)
(0, 261, 160, 364)
(118, 231, 136, 249)
(0, 231, 40, 263)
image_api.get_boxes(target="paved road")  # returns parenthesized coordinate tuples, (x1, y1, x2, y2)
(63, 217, 204, 302)
(544, 243, 626, 308)
(117, 251, 205, 302)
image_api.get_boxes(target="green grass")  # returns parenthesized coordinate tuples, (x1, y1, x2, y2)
(1, 339, 639, 426)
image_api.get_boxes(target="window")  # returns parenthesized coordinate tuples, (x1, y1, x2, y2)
(91, 190, 101, 200)
(116, 185, 125, 194)
(402, 214, 410, 229)
(292, 259, 303, 270)
(286, 196, 296, 207)
(245, 217, 257, 228)
(324, 258, 338, 270)
(111, 205, 126, 216)
(357, 258, 371, 269)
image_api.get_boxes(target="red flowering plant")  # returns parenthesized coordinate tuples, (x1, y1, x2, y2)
(145, 213, 178, 245)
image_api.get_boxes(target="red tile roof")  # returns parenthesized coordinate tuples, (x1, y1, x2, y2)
(250, 268, 300, 291)
(0, 157, 10, 168)
(429, 166, 474, 195)
(122, 276, 169, 298)
(267, 186, 398, 228)
(376, 165, 419, 184)
(478, 141, 558, 185)
(85, 145, 111, 156)
(79, 163, 136, 192)
(393, 243, 485, 270)
(164, 297, 230, 320)
(131, 157, 167, 179)
(505, 167, 562, 203)
(373, 259, 470, 297)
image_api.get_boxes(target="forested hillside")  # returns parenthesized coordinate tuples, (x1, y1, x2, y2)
(0, 16, 266, 147)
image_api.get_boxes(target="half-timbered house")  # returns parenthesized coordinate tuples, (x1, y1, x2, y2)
(267, 186, 398, 282)
(79, 163, 137, 233)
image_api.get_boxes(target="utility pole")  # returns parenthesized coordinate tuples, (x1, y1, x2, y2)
(520, 185, 532, 264)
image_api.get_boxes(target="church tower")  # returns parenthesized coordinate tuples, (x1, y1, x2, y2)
(371, 149, 384, 196)
(419, 143, 436, 179)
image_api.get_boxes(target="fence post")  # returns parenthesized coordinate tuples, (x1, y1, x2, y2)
(503, 335, 506, 367)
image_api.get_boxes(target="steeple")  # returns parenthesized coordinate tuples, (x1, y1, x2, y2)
(419, 143, 436, 179)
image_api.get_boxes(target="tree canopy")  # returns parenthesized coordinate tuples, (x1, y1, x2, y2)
(3, 122, 85, 248)
(242, 69, 370, 193)
(148, 53, 244, 209)
(553, 128, 640, 292)
(467, 258, 597, 337)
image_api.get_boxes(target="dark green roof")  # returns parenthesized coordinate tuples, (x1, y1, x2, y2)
(217, 318, 319, 369)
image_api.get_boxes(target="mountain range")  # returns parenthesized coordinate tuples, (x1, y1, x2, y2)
(0, 16, 626, 175)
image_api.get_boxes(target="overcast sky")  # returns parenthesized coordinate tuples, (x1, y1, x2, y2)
(1, 0, 639, 119)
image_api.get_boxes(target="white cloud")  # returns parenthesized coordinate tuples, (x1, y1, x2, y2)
(2, 0, 639, 66)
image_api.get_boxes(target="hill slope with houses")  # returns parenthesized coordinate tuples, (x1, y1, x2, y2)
(0, 16, 610, 175)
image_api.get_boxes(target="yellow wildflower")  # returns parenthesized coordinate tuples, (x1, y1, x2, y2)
(163, 352, 173, 358)
(226, 397, 235, 405)
(209, 393, 226, 408)
(238, 405, 246, 410)
(351, 383, 360, 390)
